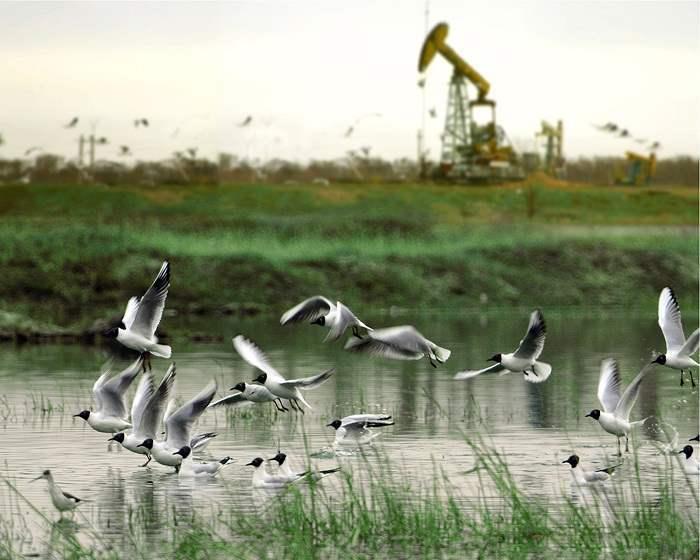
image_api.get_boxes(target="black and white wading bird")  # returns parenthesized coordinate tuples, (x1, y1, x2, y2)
(561, 455, 619, 486)
(454, 310, 551, 382)
(280, 296, 372, 341)
(585, 359, 651, 455)
(74, 357, 143, 434)
(104, 261, 171, 372)
(327, 414, 394, 446)
(233, 335, 334, 413)
(108, 363, 176, 466)
(651, 287, 699, 387)
(32, 470, 82, 515)
(344, 325, 450, 367)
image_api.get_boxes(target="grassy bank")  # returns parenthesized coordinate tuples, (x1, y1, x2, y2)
(0, 181, 697, 338)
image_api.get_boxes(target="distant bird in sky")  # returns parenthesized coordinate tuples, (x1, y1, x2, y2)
(344, 126, 354, 138)
(429, 107, 437, 118)
(31, 470, 82, 515)
(281, 296, 372, 342)
(417, 78, 426, 88)
(238, 115, 253, 127)
(64, 117, 79, 128)
(561, 455, 619, 486)
(360, 146, 371, 157)
(96, 137, 109, 145)
(454, 310, 550, 382)
(345, 325, 450, 367)
(594, 122, 618, 133)
(186, 147, 198, 158)
(649, 141, 661, 150)
(652, 287, 699, 387)
(617, 129, 630, 138)
(119, 145, 131, 156)
(24, 146, 43, 156)
(344, 113, 381, 138)
(134, 118, 149, 127)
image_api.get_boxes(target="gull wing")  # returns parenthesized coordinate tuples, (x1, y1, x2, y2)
(513, 309, 546, 360)
(658, 287, 685, 352)
(615, 364, 652, 422)
(165, 380, 216, 449)
(281, 368, 335, 390)
(325, 301, 371, 342)
(344, 326, 425, 360)
(679, 328, 699, 357)
(130, 261, 170, 339)
(130, 372, 155, 434)
(121, 296, 140, 330)
(454, 363, 507, 380)
(341, 414, 393, 429)
(96, 357, 143, 418)
(524, 361, 552, 383)
(137, 363, 176, 438)
(209, 392, 255, 409)
(597, 358, 622, 413)
(232, 335, 285, 382)
(61, 491, 81, 503)
(280, 296, 333, 325)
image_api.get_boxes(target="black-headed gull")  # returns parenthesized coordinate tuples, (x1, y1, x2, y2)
(561, 455, 619, 485)
(209, 381, 289, 412)
(172, 446, 234, 477)
(678, 445, 700, 475)
(280, 296, 372, 341)
(344, 325, 450, 367)
(327, 414, 394, 446)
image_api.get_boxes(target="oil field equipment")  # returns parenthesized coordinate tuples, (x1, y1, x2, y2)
(614, 151, 656, 186)
(536, 120, 565, 177)
(418, 22, 524, 183)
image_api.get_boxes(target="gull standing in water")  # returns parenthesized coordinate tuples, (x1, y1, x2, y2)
(561, 455, 620, 486)
(280, 296, 372, 341)
(73, 357, 143, 434)
(678, 445, 700, 475)
(454, 310, 551, 382)
(31, 470, 82, 515)
(104, 261, 171, 372)
(586, 359, 651, 455)
(108, 363, 176, 466)
(652, 287, 699, 387)
(344, 325, 450, 367)
(137, 381, 217, 472)
(172, 446, 234, 477)
(233, 335, 334, 413)
(327, 414, 394, 447)
(267, 452, 341, 482)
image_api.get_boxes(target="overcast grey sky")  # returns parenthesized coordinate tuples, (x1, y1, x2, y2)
(0, 1, 698, 162)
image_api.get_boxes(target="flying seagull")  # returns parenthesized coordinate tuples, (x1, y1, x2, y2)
(239, 115, 253, 127)
(24, 146, 43, 156)
(345, 325, 451, 368)
(280, 296, 372, 341)
(119, 145, 131, 156)
(455, 310, 550, 382)
(585, 359, 651, 455)
(104, 261, 171, 371)
(327, 414, 394, 446)
(209, 381, 288, 412)
(64, 117, 79, 128)
(134, 118, 149, 127)
(651, 287, 699, 387)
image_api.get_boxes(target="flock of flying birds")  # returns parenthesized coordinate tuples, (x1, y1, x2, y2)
(593, 121, 661, 151)
(32, 261, 699, 515)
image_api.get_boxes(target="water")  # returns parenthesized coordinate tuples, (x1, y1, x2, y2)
(0, 310, 697, 556)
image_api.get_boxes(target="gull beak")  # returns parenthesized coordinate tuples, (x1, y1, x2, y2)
(678, 449, 685, 454)
(245, 461, 255, 466)
(561, 459, 569, 464)
(107, 436, 116, 442)
(30, 475, 43, 482)
(584, 413, 592, 418)
(325, 422, 334, 427)
(172, 451, 181, 456)
(72, 414, 81, 418)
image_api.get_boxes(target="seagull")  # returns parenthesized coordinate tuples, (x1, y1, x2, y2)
(137, 380, 217, 472)
(678, 446, 700, 475)
(327, 414, 394, 446)
(429, 108, 437, 118)
(454, 310, 550, 382)
(186, 147, 198, 158)
(649, 141, 661, 150)
(160, 398, 218, 451)
(618, 129, 630, 138)
(32, 470, 82, 515)
(104, 261, 171, 372)
(24, 146, 43, 156)
(239, 115, 253, 127)
(344, 325, 450, 368)
(344, 126, 354, 138)
(209, 381, 289, 412)
(561, 455, 619, 486)
(64, 117, 79, 128)
(246, 456, 338, 488)
(267, 452, 340, 482)
(280, 296, 372, 342)
(107, 363, 176, 466)
(134, 118, 149, 127)
(233, 335, 334, 413)
(585, 359, 651, 455)
(119, 145, 131, 156)
(651, 287, 699, 387)
(73, 357, 143, 434)
(172, 446, 234, 477)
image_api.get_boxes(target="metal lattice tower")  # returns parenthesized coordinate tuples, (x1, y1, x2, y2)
(441, 71, 472, 168)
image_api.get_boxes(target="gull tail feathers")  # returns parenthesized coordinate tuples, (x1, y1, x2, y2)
(630, 417, 651, 429)
(526, 361, 552, 383)
(149, 343, 172, 359)
(431, 344, 451, 363)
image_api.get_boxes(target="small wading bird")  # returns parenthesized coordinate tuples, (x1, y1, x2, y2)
(327, 414, 394, 446)
(172, 446, 234, 478)
(104, 261, 171, 372)
(209, 380, 289, 413)
(586, 359, 651, 455)
(32, 470, 82, 515)
(108, 363, 176, 466)
(74, 357, 143, 434)
(280, 295, 372, 342)
(561, 455, 620, 486)
(233, 335, 334, 413)
(651, 287, 699, 387)
(454, 310, 550, 382)
(344, 325, 450, 367)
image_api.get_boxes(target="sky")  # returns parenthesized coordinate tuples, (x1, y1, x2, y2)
(0, 0, 698, 163)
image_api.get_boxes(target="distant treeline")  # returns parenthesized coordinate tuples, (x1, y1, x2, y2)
(0, 152, 696, 186)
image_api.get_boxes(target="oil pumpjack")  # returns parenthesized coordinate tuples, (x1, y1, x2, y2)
(418, 22, 524, 183)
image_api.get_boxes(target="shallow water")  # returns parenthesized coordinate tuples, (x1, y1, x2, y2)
(0, 310, 698, 556)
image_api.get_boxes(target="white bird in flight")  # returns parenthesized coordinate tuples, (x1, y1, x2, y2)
(561, 455, 619, 486)
(209, 381, 289, 412)
(73, 357, 143, 433)
(107, 363, 176, 466)
(31, 470, 82, 515)
(280, 296, 372, 341)
(454, 310, 551, 382)
(651, 287, 699, 387)
(104, 261, 171, 372)
(233, 335, 334, 413)
(585, 358, 651, 455)
(326, 414, 394, 446)
(344, 325, 450, 367)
